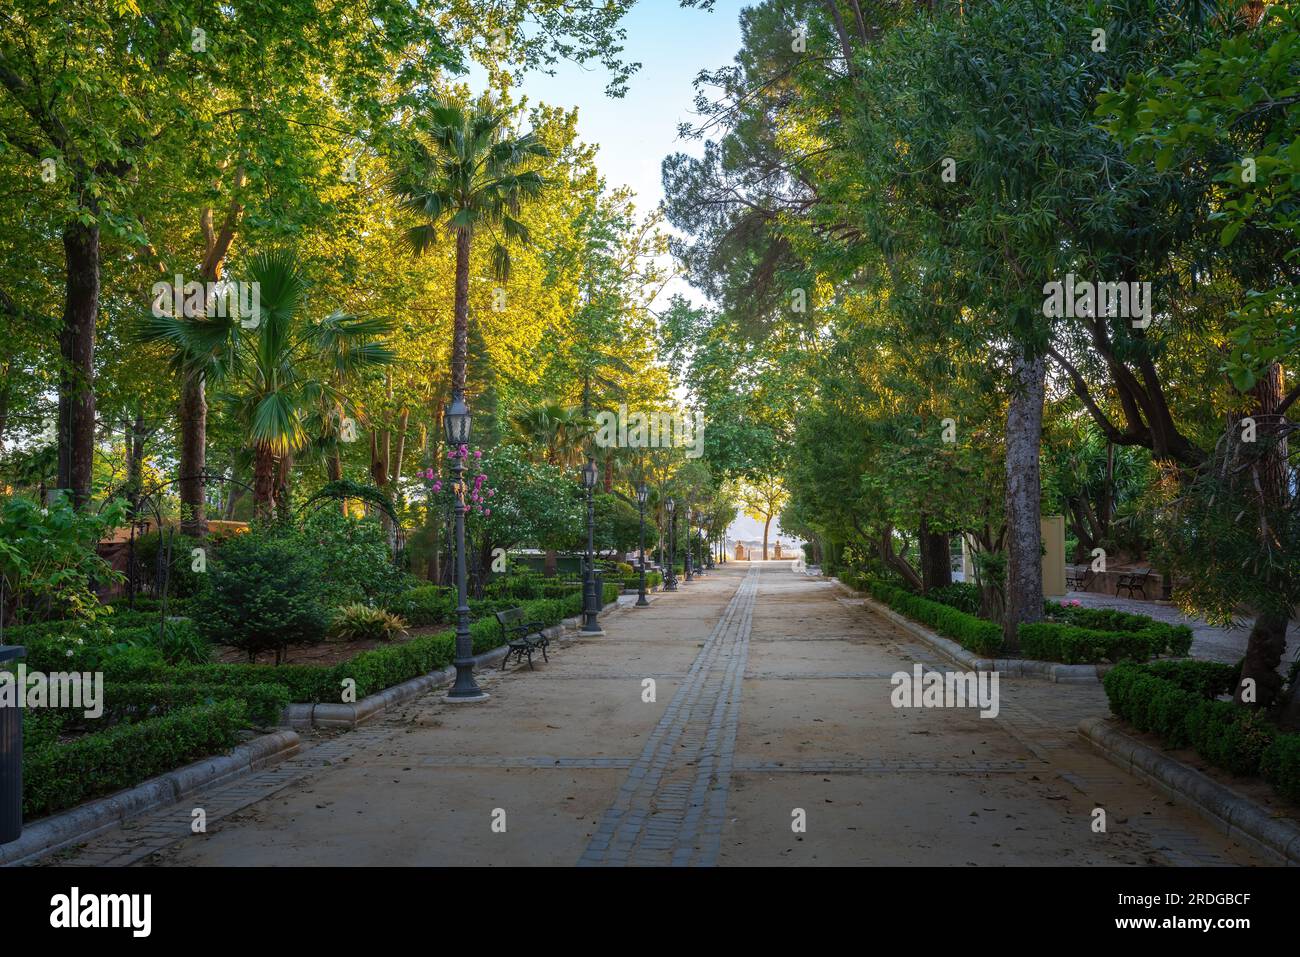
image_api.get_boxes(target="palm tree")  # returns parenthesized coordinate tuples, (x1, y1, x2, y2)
(150, 251, 394, 519)
(510, 400, 587, 466)
(390, 98, 551, 404)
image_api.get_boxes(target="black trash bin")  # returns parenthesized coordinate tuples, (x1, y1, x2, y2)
(0, 644, 24, 845)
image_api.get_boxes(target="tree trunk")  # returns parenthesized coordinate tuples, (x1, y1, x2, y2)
(543, 550, 558, 577)
(451, 227, 472, 397)
(1237, 362, 1292, 710)
(1003, 349, 1046, 651)
(179, 369, 207, 535)
(762, 515, 771, 560)
(253, 446, 275, 521)
(126, 408, 146, 515)
(918, 514, 952, 592)
(57, 219, 99, 507)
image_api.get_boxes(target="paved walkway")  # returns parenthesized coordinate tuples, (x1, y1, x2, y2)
(45, 563, 1276, 866)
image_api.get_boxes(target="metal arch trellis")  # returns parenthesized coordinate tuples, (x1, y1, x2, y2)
(98, 471, 259, 641)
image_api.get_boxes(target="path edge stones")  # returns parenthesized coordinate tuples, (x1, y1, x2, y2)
(830, 579, 1105, 683)
(0, 729, 301, 867)
(1078, 716, 1300, 866)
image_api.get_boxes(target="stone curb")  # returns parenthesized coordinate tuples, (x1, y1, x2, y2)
(0, 729, 300, 867)
(830, 579, 1106, 683)
(281, 600, 628, 730)
(1078, 716, 1300, 866)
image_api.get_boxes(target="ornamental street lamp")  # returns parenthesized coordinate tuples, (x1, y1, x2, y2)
(635, 481, 650, 607)
(581, 458, 602, 633)
(445, 392, 485, 701)
(664, 497, 678, 591)
(684, 503, 694, 582)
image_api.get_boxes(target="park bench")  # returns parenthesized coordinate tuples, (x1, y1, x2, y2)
(1066, 568, 1093, 592)
(1115, 567, 1152, 599)
(496, 607, 549, 670)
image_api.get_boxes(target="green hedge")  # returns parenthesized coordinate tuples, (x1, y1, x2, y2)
(18, 588, 601, 821)
(1104, 661, 1300, 802)
(98, 591, 589, 704)
(844, 573, 1188, 664)
(22, 700, 248, 819)
(864, 580, 1004, 657)
(1018, 621, 1192, 664)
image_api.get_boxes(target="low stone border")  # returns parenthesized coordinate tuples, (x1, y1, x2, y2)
(1078, 717, 1300, 866)
(281, 600, 629, 729)
(831, 579, 1106, 683)
(0, 729, 300, 867)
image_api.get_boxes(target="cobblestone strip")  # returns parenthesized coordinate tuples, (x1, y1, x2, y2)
(44, 726, 398, 867)
(411, 755, 636, 769)
(578, 566, 759, 867)
(735, 759, 1027, 773)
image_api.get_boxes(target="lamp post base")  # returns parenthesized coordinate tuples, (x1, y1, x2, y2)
(444, 690, 490, 702)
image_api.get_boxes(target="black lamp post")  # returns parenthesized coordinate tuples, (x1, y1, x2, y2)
(581, 458, 602, 633)
(684, 502, 694, 582)
(445, 392, 486, 701)
(635, 480, 650, 607)
(664, 497, 678, 591)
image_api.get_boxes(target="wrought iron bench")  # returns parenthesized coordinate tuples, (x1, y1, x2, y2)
(1115, 567, 1153, 599)
(496, 607, 549, 670)
(1066, 568, 1093, 592)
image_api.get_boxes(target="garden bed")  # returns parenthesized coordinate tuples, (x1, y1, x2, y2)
(840, 573, 1192, 665)
(12, 581, 621, 820)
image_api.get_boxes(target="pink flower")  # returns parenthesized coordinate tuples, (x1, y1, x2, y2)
(474, 449, 482, 459)
(432, 481, 442, 492)
(484, 508, 491, 516)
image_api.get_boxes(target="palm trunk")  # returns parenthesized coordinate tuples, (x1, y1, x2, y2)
(253, 446, 275, 521)
(57, 218, 99, 508)
(451, 227, 472, 397)
(1003, 349, 1046, 650)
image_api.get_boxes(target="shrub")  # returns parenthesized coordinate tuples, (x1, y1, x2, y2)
(22, 700, 248, 819)
(0, 493, 125, 625)
(192, 531, 329, 662)
(291, 510, 414, 607)
(51, 681, 290, 731)
(1104, 661, 1299, 795)
(132, 529, 207, 599)
(1262, 736, 1300, 803)
(865, 580, 1003, 657)
(329, 603, 409, 642)
(927, 582, 981, 614)
(393, 584, 456, 626)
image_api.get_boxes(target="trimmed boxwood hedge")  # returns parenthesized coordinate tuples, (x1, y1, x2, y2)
(845, 573, 1189, 664)
(22, 699, 249, 818)
(862, 579, 1004, 657)
(1018, 621, 1192, 664)
(1104, 661, 1300, 803)
(14, 583, 617, 820)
